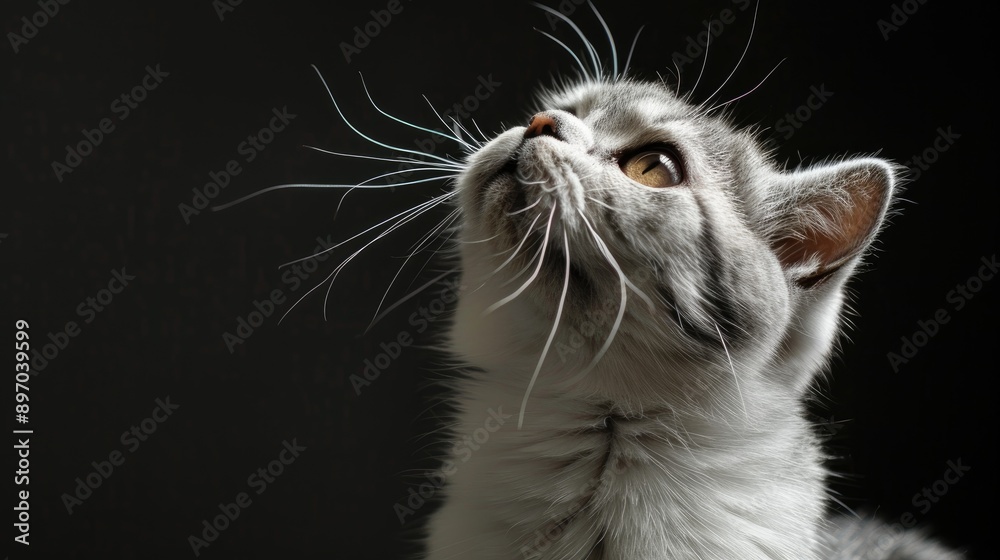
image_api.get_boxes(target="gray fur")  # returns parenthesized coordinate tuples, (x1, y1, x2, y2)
(413, 77, 964, 559)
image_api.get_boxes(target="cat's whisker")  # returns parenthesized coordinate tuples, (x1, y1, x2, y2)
(702, 0, 760, 107)
(357, 73, 475, 151)
(585, 195, 616, 211)
(367, 209, 461, 331)
(447, 116, 483, 151)
(533, 28, 590, 81)
(319, 193, 455, 321)
(458, 231, 502, 244)
(334, 169, 461, 218)
(532, 3, 602, 79)
(572, 209, 628, 383)
(622, 25, 646, 78)
(587, 0, 618, 78)
(705, 58, 786, 115)
(404, 206, 460, 265)
(493, 213, 543, 274)
(507, 196, 543, 216)
(211, 174, 455, 213)
(303, 145, 464, 170)
(688, 18, 713, 99)
(490, 240, 543, 292)
(311, 64, 458, 167)
(486, 204, 556, 314)
(518, 228, 572, 429)
(279, 189, 454, 268)
(470, 118, 491, 144)
(421, 95, 483, 156)
(278, 191, 455, 324)
(712, 319, 749, 422)
(514, 169, 549, 186)
(366, 268, 458, 333)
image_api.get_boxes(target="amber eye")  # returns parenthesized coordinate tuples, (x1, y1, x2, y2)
(620, 149, 684, 188)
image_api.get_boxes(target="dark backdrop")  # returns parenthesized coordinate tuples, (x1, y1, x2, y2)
(5, 0, 995, 558)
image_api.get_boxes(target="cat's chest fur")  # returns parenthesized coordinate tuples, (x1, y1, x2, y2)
(425, 331, 828, 560)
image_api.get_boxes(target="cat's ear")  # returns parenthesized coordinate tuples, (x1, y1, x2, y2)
(768, 158, 898, 287)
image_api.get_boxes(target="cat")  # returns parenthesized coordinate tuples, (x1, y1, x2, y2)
(251, 2, 968, 559)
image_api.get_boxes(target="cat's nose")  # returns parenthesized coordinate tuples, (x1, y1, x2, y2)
(524, 113, 560, 140)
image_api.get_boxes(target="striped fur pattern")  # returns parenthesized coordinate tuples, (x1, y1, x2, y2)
(418, 80, 963, 559)
(284, 5, 977, 560)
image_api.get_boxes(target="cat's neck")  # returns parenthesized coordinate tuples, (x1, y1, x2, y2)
(426, 362, 827, 560)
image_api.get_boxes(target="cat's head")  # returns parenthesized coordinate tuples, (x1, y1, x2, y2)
(449, 78, 897, 414)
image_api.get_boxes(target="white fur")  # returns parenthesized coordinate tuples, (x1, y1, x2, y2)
(412, 79, 959, 559)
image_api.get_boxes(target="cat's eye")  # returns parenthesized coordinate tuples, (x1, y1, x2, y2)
(620, 149, 684, 188)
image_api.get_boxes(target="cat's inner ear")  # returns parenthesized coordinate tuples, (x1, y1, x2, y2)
(769, 159, 896, 287)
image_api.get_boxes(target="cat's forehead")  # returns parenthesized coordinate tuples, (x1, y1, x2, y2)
(539, 80, 696, 122)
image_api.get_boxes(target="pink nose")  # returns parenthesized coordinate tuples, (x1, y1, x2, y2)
(524, 113, 559, 139)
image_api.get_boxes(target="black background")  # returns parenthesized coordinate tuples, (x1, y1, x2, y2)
(5, 0, 995, 558)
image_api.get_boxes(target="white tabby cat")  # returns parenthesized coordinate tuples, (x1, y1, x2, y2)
(276, 3, 967, 559)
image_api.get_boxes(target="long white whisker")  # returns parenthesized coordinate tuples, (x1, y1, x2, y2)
(447, 116, 482, 150)
(703, 0, 760, 105)
(311, 64, 458, 167)
(470, 118, 491, 143)
(714, 320, 749, 421)
(493, 213, 542, 274)
(358, 73, 472, 150)
(518, 228, 571, 429)
(367, 268, 458, 332)
(211, 175, 453, 212)
(418, 95, 480, 156)
(368, 209, 460, 331)
(279, 190, 454, 268)
(459, 231, 502, 244)
(320, 192, 453, 320)
(534, 28, 589, 79)
(486, 205, 556, 314)
(566, 209, 627, 385)
(706, 58, 786, 115)
(585, 196, 615, 211)
(532, 3, 602, 79)
(689, 19, 712, 98)
(499, 241, 544, 288)
(334, 169, 458, 218)
(304, 145, 464, 170)
(278, 192, 454, 324)
(623, 25, 646, 77)
(587, 0, 618, 78)
(507, 197, 543, 216)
